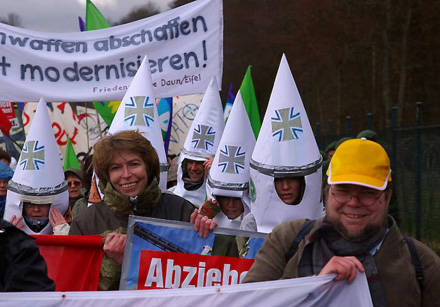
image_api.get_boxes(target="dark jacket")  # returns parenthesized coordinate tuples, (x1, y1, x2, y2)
(243, 216, 440, 307)
(0, 219, 55, 292)
(69, 178, 195, 290)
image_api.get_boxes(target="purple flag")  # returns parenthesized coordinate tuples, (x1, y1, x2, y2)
(78, 16, 86, 32)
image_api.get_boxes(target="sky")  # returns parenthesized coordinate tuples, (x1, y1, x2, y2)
(0, 0, 173, 33)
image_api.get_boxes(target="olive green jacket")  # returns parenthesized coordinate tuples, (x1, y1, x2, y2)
(69, 178, 195, 290)
(244, 216, 440, 307)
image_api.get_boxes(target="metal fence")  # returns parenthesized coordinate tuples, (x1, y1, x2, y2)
(315, 102, 440, 253)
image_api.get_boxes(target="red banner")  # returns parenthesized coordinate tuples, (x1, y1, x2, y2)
(32, 235, 104, 291)
(0, 101, 18, 129)
(137, 250, 254, 290)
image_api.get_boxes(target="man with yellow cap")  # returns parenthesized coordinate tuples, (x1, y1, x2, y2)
(244, 138, 440, 306)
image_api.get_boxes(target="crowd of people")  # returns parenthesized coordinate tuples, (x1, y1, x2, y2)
(1, 54, 439, 306)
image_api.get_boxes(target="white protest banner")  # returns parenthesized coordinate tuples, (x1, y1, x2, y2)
(0, 274, 373, 307)
(76, 105, 108, 147)
(0, 0, 223, 102)
(168, 94, 203, 156)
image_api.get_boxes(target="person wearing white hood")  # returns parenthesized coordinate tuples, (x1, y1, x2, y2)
(107, 55, 169, 191)
(200, 91, 255, 229)
(171, 77, 225, 208)
(4, 98, 69, 235)
(242, 54, 324, 233)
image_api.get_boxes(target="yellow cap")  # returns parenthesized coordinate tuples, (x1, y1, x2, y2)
(327, 138, 391, 190)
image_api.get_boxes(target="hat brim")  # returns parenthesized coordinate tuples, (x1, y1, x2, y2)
(327, 171, 391, 191)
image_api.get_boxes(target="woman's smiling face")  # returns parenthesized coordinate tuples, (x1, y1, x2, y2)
(109, 151, 148, 197)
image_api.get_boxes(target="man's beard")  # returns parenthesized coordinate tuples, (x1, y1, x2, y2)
(327, 216, 387, 242)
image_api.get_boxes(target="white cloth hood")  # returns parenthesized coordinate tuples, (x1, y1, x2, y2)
(172, 153, 206, 208)
(249, 54, 323, 233)
(4, 97, 68, 235)
(172, 77, 225, 207)
(206, 91, 255, 229)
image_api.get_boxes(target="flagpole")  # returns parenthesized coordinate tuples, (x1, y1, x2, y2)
(85, 104, 90, 149)
(4, 132, 22, 150)
(95, 104, 103, 138)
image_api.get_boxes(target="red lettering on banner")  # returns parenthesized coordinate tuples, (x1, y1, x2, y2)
(52, 123, 78, 146)
(57, 130, 69, 146)
(23, 111, 30, 127)
(70, 127, 79, 144)
(52, 122, 62, 139)
(57, 102, 67, 113)
(137, 251, 254, 290)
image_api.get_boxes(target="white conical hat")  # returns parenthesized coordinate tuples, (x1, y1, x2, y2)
(252, 54, 321, 168)
(249, 54, 323, 233)
(206, 91, 255, 228)
(173, 77, 225, 207)
(108, 55, 168, 190)
(4, 97, 68, 235)
(181, 76, 225, 159)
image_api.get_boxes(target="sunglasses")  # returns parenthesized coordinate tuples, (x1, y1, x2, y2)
(67, 181, 82, 187)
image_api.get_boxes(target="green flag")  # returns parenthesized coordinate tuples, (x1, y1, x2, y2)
(86, 0, 119, 126)
(86, 0, 110, 30)
(64, 138, 81, 170)
(240, 66, 261, 138)
(92, 101, 121, 126)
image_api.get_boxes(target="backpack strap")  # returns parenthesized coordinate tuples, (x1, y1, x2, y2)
(403, 236, 424, 291)
(285, 219, 316, 262)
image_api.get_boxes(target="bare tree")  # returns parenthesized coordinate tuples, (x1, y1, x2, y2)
(0, 13, 22, 27)
(113, 2, 161, 26)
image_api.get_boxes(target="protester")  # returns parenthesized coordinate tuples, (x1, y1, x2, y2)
(198, 91, 255, 229)
(64, 168, 83, 209)
(3, 98, 69, 235)
(172, 77, 225, 207)
(321, 141, 337, 181)
(243, 138, 440, 306)
(0, 161, 13, 219)
(172, 157, 212, 196)
(240, 174, 308, 232)
(60, 168, 83, 223)
(0, 148, 11, 166)
(324, 140, 338, 161)
(244, 55, 324, 233)
(106, 56, 169, 191)
(171, 143, 215, 207)
(200, 196, 245, 223)
(71, 154, 93, 218)
(0, 148, 16, 171)
(69, 130, 216, 290)
(0, 218, 55, 291)
(274, 177, 305, 205)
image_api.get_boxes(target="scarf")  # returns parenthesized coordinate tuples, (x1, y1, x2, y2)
(23, 215, 49, 233)
(103, 177, 162, 216)
(183, 176, 204, 190)
(298, 222, 388, 307)
(181, 160, 204, 191)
